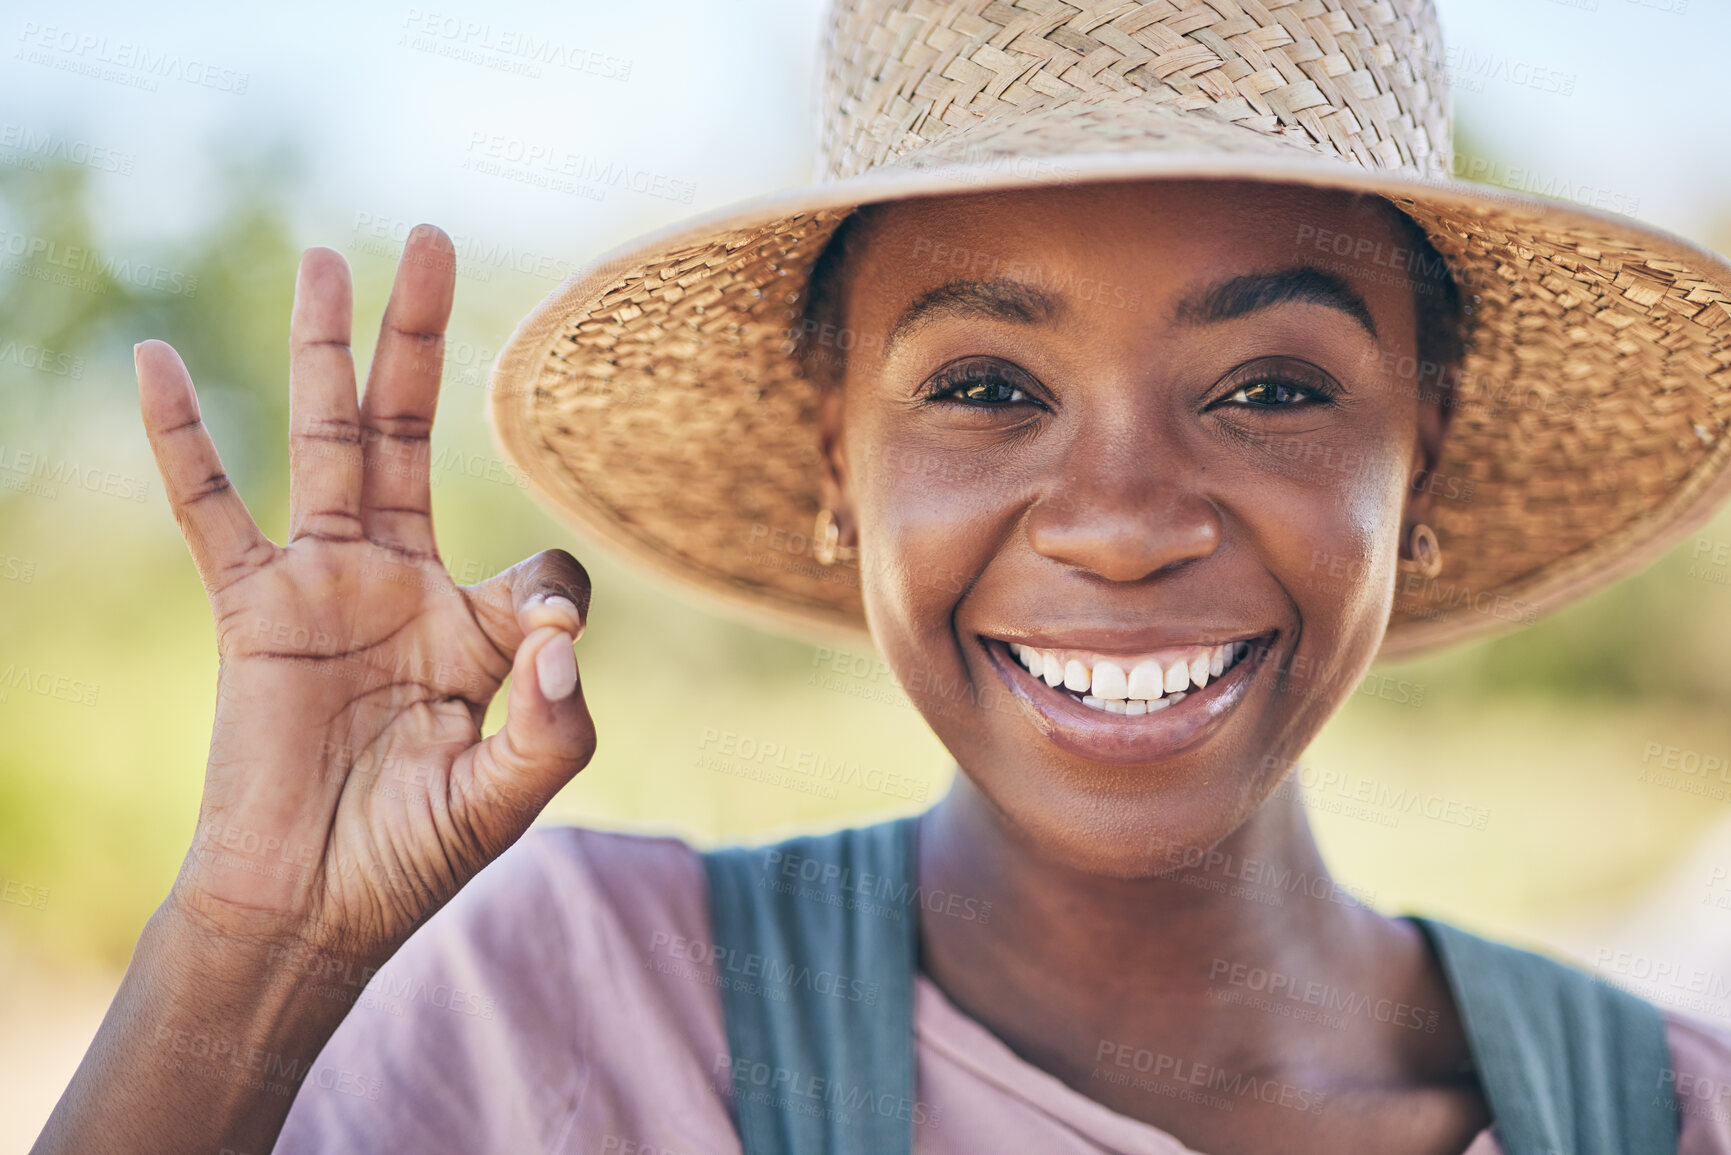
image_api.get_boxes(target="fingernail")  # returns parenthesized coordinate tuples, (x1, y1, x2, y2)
(536, 632, 576, 702)
(541, 595, 578, 619)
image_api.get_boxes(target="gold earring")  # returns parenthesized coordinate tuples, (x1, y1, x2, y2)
(1397, 522, 1443, 579)
(814, 508, 841, 567)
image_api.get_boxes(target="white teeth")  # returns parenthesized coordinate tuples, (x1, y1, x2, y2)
(1188, 653, 1209, 690)
(1008, 637, 1263, 714)
(1127, 660, 1163, 700)
(1164, 662, 1189, 694)
(1090, 661, 1128, 699)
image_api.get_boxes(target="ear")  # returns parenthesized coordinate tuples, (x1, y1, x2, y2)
(1402, 386, 1455, 557)
(815, 384, 858, 550)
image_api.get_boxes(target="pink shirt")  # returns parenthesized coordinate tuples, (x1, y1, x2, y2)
(276, 826, 1731, 1154)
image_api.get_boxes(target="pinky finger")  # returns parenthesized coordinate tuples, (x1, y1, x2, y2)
(137, 340, 273, 589)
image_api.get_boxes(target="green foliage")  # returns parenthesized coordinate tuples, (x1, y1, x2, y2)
(1, 151, 1727, 969)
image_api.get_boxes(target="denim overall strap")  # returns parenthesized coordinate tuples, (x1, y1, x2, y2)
(1412, 916, 1679, 1155)
(702, 815, 921, 1155)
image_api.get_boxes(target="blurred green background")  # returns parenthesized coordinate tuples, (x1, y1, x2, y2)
(6, 3, 1731, 1145)
(4, 150, 1730, 971)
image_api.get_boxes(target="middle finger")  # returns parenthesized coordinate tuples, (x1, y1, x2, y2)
(359, 224, 456, 558)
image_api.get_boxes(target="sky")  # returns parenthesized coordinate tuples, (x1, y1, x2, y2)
(1, 0, 1725, 288)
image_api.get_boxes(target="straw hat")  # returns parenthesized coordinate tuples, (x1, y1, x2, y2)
(488, 0, 1731, 660)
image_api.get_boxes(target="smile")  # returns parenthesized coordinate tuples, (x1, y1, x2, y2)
(978, 630, 1275, 765)
(1005, 640, 1254, 714)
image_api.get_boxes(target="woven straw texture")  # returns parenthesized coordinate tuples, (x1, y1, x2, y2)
(489, 0, 1731, 659)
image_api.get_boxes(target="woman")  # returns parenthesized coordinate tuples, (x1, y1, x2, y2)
(33, 0, 1731, 1152)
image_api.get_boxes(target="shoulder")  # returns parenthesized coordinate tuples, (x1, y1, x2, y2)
(368, 823, 711, 992)
(276, 824, 730, 1155)
(1663, 1010, 1731, 1153)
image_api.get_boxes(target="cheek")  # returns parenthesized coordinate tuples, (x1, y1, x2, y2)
(1284, 451, 1410, 632)
(843, 399, 1027, 645)
(854, 449, 991, 628)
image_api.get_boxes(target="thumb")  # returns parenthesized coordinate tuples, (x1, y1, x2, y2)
(454, 624, 596, 851)
(464, 548, 591, 654)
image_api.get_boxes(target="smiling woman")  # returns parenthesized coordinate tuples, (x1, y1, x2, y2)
(30, 0, 1731, 1153)
(803, 184, 1452, 839)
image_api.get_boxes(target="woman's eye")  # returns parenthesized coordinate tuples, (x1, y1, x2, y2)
(1212, 359, 1340, 410)
(950, 378, 1027, 405)
(1226, 379, 1319, 407)
(920, 358, 1042, 409)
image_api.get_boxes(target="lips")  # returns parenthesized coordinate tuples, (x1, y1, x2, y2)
(978, 631, 1274, 765)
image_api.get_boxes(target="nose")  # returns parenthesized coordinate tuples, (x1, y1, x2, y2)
(1025, 433, 1221, 583)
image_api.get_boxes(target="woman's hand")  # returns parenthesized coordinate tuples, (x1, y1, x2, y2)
(149, 224, 597, 960)
(31, 225, 595, 1155)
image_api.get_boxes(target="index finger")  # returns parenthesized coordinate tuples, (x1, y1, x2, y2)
(137, 340, 273, 590)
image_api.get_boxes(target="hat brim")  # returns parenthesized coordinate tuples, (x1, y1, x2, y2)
(488, 135, 1731, 663)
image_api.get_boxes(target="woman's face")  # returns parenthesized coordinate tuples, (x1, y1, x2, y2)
(817, 180, 1449, 876)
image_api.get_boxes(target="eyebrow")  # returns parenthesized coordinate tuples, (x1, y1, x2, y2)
(1174, 267, 1378, 339)
(884, 279, 1063, 356)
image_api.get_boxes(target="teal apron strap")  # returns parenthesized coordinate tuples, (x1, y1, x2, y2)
(702, 815, 921, 1155)
(1411, 916, 1679, 1155)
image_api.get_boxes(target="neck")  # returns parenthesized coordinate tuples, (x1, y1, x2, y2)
(916, 771, 1402, 1081)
